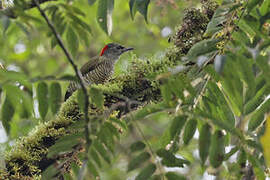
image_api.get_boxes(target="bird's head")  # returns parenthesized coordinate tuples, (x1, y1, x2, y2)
(99, 43, 133, 60)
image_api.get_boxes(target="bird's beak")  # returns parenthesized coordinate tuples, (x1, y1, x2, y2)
(122, 47, 134, 53)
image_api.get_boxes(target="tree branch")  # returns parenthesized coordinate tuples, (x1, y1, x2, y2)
(33, 0, 91, 173)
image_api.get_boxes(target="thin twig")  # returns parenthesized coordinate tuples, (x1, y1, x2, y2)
(32, 0, 91, 178)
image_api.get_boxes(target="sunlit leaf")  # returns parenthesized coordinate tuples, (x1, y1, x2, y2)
(248, 98, 270, 131)
(260, 0, 270, 16)
(97, 0, 114, 35)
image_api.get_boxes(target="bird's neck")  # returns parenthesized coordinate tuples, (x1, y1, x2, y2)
(100, 55, 120, 64)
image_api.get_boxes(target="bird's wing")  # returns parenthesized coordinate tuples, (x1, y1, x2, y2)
(80, 56, 101, 76)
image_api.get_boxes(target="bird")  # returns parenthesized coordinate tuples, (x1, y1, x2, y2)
(64, 43, 133, 101)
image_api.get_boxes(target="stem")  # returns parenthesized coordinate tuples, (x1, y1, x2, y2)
(33, 0, 91, 176)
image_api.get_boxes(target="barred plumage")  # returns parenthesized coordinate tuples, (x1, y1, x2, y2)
(64, 43, 133, 101)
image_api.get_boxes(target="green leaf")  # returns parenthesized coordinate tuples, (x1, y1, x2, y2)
(88, 0, 97, 5)
(41, 164, 59, 180)
(248, 98, 270, 131)
(209, 130, 225, 168)
(224, 146, 238, 161)
(0, 69, 29, 86)
(93, 140, 111, 164)
(238, 19, 257, 43)
(161, 84, 172, 104)
(1, 95, 14, 134)
(49, 82, 62, 115)
(68, 14, 92, 35)
(247, 153, 266, 180)
(204, 10, 226, 37)
(132, 102, 167, 120)
(87, 160, 99, 177)
(97, 0, 114, 35)
(77, 89, 86, 112)
(104, 122, 120, 140)
(2, 15, 10, 35)
(89, 87, 104, 109)
(135, 163, 156, 180)
(37, 82, 49, 120)
(170, 115, 187, 140)
(157, 149, 190, 168)
(47, 132, 83, 158)
(89, 148, 102, 168)
(109, 117, 127, 130)
(199, 123, 211, 164)
(128, 151, 150, 171)
(74, 24, 90, 47)
(244, 84, 269, 115)
(66, 27, 79, 56)
(187, 38, 220, 60)
(131, 0, 150, 23)
(130, 141, 146, 153)
(260, 0, 270, 16)
(247, 0, 263, 13)
(165, 172, 186, 180)
(70, 162, 80, 177)
(183, 119, 197, 145)
(129, 0, 136, 19)
(98, 125, 115, 153)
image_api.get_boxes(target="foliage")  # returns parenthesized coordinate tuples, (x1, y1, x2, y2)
(0, 0, 269, 179)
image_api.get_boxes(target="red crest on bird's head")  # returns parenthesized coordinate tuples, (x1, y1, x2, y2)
(100, 45, 108, 56)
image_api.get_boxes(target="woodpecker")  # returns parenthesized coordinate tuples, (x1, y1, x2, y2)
(64, 43, 133, 101)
